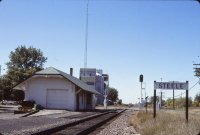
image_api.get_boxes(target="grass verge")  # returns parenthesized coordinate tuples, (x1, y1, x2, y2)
(130, 109, 200, 135)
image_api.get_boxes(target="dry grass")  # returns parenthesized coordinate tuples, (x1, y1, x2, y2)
(130, 109, 200, 135)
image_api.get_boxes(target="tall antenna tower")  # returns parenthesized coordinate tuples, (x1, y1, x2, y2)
(84, 0, 89, 68)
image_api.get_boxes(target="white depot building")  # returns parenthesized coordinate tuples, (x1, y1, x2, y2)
(13, 67, 99, 111)
(80, 68, 109, 105)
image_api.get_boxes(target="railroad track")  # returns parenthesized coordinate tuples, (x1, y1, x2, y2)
(32, 109, 126, 135)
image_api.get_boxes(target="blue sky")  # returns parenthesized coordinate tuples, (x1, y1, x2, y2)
(0, 0, 200, 103)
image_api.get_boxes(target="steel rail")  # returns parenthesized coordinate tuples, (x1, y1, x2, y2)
(32, 109, 126, 135)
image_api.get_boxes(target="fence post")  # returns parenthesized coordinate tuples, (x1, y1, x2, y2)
(154, 81, 156, 118)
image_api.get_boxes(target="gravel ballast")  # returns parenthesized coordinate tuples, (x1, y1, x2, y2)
(96, 109, 139, 135)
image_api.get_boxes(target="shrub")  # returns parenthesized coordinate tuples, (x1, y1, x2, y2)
(11, 90, 25, 101)
(19, 100, 35, 108)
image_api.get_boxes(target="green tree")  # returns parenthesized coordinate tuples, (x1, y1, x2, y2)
(0, 76, 12, 100)
(0, 45, 47, 100)
(195, 92, 200, 103)
(149, 96, 159, 104)
(107, 87, 118, 102)
(165, 97, 192, 108)
(182, 97, 192, 107)
(176, 97, 185, 107)
(194, 92, 200, 106)
(165, 98, 173, 107)
(117, 99, 122, 105)
(10, 90, 24, 101)
(6, 45, 47, 86)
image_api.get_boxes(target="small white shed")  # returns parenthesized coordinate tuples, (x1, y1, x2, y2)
(13, 67, 99, 111)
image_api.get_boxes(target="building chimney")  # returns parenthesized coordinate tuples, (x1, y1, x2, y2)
(70, 68, 73, 76)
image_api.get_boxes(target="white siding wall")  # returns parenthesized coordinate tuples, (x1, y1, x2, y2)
(79, 92, 84, 110)
(79, 92, 89, 110)
(92, 94, 97, 109)
(25, 76, 76, 111)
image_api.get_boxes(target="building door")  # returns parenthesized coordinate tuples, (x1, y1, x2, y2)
(46, 89, 70, 109)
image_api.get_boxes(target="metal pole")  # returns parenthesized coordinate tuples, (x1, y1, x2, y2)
(186, 81, 189, 122)
(173, 81, 175, 109)
(154, 89, 156, 118)
(0, 65, 3, 104)
(173, 89, 175, 109)
(141, 82, 142, 103)
(146, 98, 147, 113)
(160, 78, 162, 109)
(161, 92, 162, 109)
(145, 96, 148, 113)
(154, 81, 156, 118)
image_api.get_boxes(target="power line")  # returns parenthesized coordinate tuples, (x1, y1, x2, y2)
(164, 79, 200, 99)
(164, 57, 200, 99)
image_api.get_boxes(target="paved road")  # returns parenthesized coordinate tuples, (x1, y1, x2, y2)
(0, 105, 131, 134)
(0, 115, 76, 135)
(0, 108, 97, 135)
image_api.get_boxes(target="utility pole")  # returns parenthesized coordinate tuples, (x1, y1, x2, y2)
(160, 78, 162, 109)
(186, 81, 189, 122)
(173, 81, 175, 109)
(161, 92, 162, 109)
(0, 65, 3, 104)
(145, 96, 148, 113)
(153, 81, 156, 118)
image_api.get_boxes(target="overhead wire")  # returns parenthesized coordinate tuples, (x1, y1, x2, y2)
(163, 77, 200, 99)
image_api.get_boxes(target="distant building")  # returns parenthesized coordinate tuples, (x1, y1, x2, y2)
(102, 74, 109, 94)
(80, 68, 109, 105)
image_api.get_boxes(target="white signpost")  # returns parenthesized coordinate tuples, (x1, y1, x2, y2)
(153, 81, 189, 122)
(154, 82, 188, 90)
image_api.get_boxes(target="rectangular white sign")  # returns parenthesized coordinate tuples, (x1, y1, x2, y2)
(154, 82, 188, 90)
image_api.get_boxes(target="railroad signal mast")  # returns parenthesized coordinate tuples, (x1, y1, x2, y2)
(139, 74, 143, 103)
(139, 74, 147, 109)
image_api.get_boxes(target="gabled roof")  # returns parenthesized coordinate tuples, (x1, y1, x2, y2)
(15, 67, 100, 95)
(36, 67, 61, 75)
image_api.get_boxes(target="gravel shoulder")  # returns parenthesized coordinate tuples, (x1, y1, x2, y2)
(96, 108, 139, 135)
